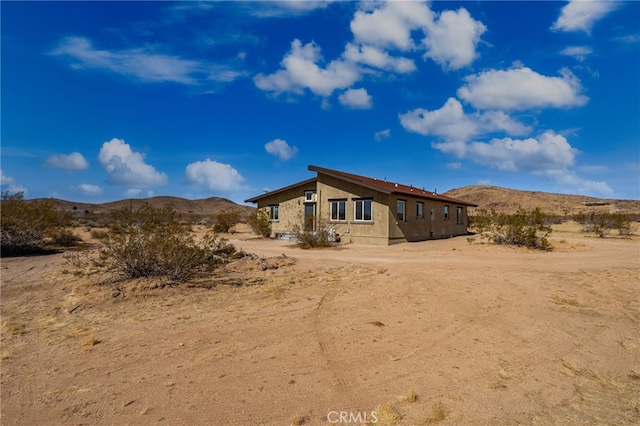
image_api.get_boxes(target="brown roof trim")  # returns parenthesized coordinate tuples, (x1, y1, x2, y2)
(244, 177, 317, 203)
(308, 165, 478, 207)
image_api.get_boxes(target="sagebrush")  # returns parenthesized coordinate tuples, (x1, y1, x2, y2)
(470, 207, 552, 250)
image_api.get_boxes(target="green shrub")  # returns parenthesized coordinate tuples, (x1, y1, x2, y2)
(248, 208, 272, 238)
(295, 227, 334, 249)
(213, 209, 241, 233)
(1, 191, 73, 256)
(95, 203, 239, 282)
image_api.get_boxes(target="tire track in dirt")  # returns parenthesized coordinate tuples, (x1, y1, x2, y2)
(313, 288, 375, 410)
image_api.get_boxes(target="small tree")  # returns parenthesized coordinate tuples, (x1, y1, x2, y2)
(248, 208, 272, 238)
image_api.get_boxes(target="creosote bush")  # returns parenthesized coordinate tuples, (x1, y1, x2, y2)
(574, 211, 635, 237)
(1, 191, 75, 256)
(248, 208, 272, 238)
(94, 203, 240, 281)
(470, 207, 552, 250)
(213, 209, 241, 233)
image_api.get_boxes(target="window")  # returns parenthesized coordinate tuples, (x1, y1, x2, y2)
(417, 202, 424, 219)
(269, 205, 279, 221)
(444, 205, 449, 220)
(330, 200, 346, 221)
(304, 191, 316, 202)
(397, 200, 405, 222)
(354, 199, 372, 221)
(457, 206, 464, 224)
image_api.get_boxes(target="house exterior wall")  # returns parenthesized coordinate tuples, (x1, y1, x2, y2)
(252, 182, 315, 238)
(388, 195, 470, 243)
(249, 173, 471, 245)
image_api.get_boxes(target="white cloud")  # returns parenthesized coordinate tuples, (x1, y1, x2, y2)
(560, 45, 593, 61)
(338, 88, 373, 109)
(44, 152, 89, 170)
(76, 184, 103, 195)
(52, 36, 245, 87)
(447, 162, 462, 170)
(98, 138, 168, 188)
(399, 97, 531, 141)
(350, 1, 433, 50)
(541, 169, 613, 197)
(457, 67, 589, 110)
(462, 131, 577, 172)
(185, 159, 245, 192)
(254, 39, 360, 97)
(551, 0, 618, 33)
(125, 189, 142, 198)
(374, 129, 391, 142)
(265, 139, 299, 161)
(1, 170, 14, 185)
(343, 43, 415, 73)
(423, 8, 487, 70)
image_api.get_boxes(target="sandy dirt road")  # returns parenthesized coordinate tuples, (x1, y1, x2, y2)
(1, 224, 639, 425)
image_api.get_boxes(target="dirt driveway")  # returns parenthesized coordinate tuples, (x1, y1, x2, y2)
(1, 224, 639, 425)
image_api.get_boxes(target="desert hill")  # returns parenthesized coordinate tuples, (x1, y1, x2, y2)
(444, 185, 640, 216)
(29, 196, 254, 218)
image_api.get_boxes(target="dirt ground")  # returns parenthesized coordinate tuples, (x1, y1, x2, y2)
(1, 223, 639, 425)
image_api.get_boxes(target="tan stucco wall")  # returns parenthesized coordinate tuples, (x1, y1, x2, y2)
(251, 174, 471, 244)
(316, 175, 390, 245)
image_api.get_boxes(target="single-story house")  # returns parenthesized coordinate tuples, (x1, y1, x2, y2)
(245, 165, 478, 245)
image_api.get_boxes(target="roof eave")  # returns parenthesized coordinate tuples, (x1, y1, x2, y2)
(244, 177, 317, 204)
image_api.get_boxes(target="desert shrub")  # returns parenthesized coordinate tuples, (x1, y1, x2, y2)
(575, 211, 636, 237)
(470, 207, 552, 250)
(1, 191, 73, 256)
(213, 209, 241, 233)
(90, 229, 110, 240)
(94, 203, 239, 281)
(49, 230, 82, 247)
(294, 223, 336, 249)
(248, 208, 272, 238)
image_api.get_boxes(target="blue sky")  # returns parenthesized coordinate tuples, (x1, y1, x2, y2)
(2, 1, 639, 204)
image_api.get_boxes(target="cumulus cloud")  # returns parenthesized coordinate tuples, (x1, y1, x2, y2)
(560, 45, 593, 61)
(265, 139, 299, 161)
(399, 97, 531, 141)
(1, 170, 15, 185)
(350, 1, 433, 50)
(185, 159, 245, 192)
(457, 67, 589, 110)
(551, 0, 618, 33)
(343, 43, 415, 73)
(541, 169, 613, 197)
(374, 129, 391, 142)
(43, 152, 89, 170)
(98, 138, 168, 188)
(422, 8, 487, 70)
(254, 39, 360, 97)
(338, 88, 373, 109)
(76, 184, 103, 195)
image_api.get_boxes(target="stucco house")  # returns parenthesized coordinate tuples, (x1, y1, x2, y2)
(245, 165, 477, 245)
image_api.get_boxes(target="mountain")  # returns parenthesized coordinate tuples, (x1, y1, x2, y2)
(444, 185, 640, 216)
(28, 196, 254, 218)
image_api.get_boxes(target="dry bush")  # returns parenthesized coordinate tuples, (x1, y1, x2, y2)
(93, 203, 242, 282)
(247, 208, 272, 238)
(471, 207, 552, 250)
(213, 209, 241, 233)
(574, 211, 636, 237)
(1, 191, 74, 256)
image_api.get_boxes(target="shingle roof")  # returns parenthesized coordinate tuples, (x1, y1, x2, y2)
(245, 166, 477, 207)
(308, 165, 477, 206)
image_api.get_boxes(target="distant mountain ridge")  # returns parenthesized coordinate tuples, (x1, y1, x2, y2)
(28, 196, 254, 217)
(444, 185, 640, 215)
(28, 186, 640, 218)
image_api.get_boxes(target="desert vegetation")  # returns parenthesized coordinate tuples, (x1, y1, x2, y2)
(247, 208, 272, 238)
(470, 207, 553, 250)
(574, 211, 636, 237)
(89, 203, 243, 282)
(1, 191, 78, 256)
